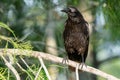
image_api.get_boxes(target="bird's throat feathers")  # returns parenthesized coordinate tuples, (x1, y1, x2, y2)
(68, 15, 85, 24)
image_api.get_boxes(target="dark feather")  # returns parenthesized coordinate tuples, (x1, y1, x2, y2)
(62, 6, 89, 64)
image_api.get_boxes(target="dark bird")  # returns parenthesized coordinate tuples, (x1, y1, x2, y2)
(61, 6, 89, 69)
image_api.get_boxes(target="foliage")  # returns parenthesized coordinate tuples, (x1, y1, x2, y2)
(103, 0, 120, 41)
(0, 0, 120, 80)
(0, 22, 48, 80)
(0, 68, 7, 80)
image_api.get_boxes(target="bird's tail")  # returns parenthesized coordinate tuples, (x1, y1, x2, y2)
(69, 65, 83, 72)
(69, 66, 76, 72)
(68, 66, 82, 80)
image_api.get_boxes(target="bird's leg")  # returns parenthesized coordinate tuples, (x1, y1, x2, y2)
(79, 54, 87, 70)
(62, 55, 69, 64)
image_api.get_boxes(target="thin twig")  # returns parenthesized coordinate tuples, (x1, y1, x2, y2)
(20, 57, 35, 74)
(34, 66, 42, 80)
(76, 64, 79, 80)
(16, 62, 26, 72)
(0, 49, 119, 80)
(38, 56, 52, 80)
(1, 55, 21, 80)
(16, 62, 34, 80)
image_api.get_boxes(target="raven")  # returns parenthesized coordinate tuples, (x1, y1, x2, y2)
(61, 6, 89, 69)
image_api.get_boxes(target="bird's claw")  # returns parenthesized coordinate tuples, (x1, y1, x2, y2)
(62, 56, 69, 64)
(78, 62, 87, 70)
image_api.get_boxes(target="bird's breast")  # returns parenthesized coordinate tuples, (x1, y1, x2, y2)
(64, 29, 81, 47)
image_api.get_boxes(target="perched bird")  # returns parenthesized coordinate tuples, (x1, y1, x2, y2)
(61, 6, 89, 69)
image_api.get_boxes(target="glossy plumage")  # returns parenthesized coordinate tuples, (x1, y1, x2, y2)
(62, 7, 89, 65)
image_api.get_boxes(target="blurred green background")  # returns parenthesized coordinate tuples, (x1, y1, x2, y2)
(0, 0, 120, 80)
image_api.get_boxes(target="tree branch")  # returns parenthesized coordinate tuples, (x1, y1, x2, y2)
(0, 49, 119, 80)
(1, 55, 21, 80)
(34, 65, 42, 80)
(38, 56, 52, 80)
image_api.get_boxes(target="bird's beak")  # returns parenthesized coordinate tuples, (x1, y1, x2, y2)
(61, 8, 68, 13)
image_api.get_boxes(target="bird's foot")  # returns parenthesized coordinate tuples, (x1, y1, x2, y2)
(62, 56, 69, 64)
(79, 62, 87, 70)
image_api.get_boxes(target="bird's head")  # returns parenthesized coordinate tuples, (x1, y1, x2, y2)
(61, 6, 80, 17)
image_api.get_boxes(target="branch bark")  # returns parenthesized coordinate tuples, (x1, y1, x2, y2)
(1, 55, 21, 80)
(0, 49, 119, 80)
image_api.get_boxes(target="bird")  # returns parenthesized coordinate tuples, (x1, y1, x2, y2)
(61, 6, 89, 69)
